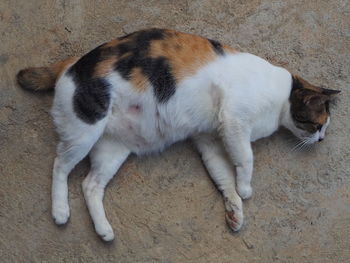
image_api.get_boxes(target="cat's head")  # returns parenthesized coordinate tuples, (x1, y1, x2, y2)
(286, 75, 340, 144)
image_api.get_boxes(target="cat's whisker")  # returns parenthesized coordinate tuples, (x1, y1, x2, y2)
(292, 135, 316, 152)
(299, 136, 317, 151)
(291, 142, 302, 151)
(291, 138, 308, 152)
(298, 141, 308, 151)
(291, 140, 303, 151)
(306, 139, 316, 151)
(306, 144, 313, 151)
(300, 140, 309, 151)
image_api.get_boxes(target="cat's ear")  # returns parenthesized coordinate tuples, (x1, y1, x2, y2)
(303, 93, 328, 106)
(320, 88, 341, 96)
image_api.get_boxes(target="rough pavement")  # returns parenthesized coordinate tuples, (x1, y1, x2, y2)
(0, 0, 349, 262)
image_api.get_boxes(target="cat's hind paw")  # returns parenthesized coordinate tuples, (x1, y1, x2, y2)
(225, 209, 244, 231)
(52, 203, 70, 225)
(224, 198, 244, 231)
(96, 222, 115, 242)
(237, 184, 252, 200)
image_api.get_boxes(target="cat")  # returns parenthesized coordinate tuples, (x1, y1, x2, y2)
(17, 28, 340, 241)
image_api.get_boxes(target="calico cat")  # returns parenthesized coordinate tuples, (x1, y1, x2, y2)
(17, 28, 340, 241)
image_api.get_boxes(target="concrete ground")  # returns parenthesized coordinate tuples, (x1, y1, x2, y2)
(1, 0, 349, 262)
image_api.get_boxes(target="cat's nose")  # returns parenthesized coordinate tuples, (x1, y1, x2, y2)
(318, 137, 324, 142)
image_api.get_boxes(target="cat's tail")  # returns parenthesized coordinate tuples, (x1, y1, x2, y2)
(16, 56, 78, 91)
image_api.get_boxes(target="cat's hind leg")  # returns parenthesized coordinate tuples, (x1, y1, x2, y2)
(52, 121, 106, 225)
(193, 133, 244, 231)
(51, 71, 112, 225)
(82, 136, 130, 241)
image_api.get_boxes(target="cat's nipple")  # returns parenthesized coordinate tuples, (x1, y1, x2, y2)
(128, 104, 142, 114)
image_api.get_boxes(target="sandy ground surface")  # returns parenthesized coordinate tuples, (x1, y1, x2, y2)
(1, 0, 349, 262)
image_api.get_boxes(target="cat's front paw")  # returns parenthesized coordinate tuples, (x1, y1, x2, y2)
(52, 203, 70, 225)
(237, 184, 252, 200)
(225, 201, 244, 231)
(95, 222, 115, 242)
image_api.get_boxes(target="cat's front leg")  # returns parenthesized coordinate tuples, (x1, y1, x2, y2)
(235, 159, 253, 200)
(221, 123, 253, 200)
(193, 133, 244, 231)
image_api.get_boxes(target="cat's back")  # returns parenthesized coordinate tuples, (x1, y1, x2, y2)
(67, 28, 237, 96)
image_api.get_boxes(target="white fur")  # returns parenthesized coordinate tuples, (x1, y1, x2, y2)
(51, 52, 320, 240)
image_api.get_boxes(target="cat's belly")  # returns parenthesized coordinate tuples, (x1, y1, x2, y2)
(103, 71, 220, 154)
(105, 102, 215, 155)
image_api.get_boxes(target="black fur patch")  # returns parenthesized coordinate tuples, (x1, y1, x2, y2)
(69, 44, 111, 124)
(142, 57, 176, 102)
(72, 78, 111, 124)
(292, 76, 303, 90)
(114, 28, 176, 103)
(208, 39, 224, 55)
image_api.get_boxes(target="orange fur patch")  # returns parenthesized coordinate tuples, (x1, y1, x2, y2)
(51, 57, 79, 79)
(17, 56, 79, 91)
(103, 39, 120, 48)
(130, 67, 149, 92)
(149, 32, 237, 81)
(94, 56, 117, 77)
(223, 44, 237, 54)
(316, 112, 328, 124)
(293, 75, 322, 92)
